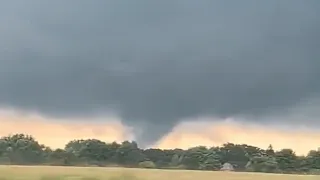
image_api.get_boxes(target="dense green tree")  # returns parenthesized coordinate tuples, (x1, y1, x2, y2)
(65, 139, 110, 165)
(116, 141, 146, 166)
(0, 134, 46, 164)
(181, 146, 221, 170)
(143, 148, 167, 167)
(0, 133, 319, 174)
(199, 151, 221, 170)
(218, 143, 262, 170)
(246, 155, 278, 173)
(275, 149, 297, 172)
(266, 144, 275, 156)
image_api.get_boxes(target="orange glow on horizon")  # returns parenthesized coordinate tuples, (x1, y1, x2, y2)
(0, 110, 319, 155)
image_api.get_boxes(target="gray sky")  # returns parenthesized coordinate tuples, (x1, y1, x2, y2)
(0, 0, 319, 146)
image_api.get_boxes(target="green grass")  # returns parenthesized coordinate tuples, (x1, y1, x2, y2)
(0, 165, 318, 180)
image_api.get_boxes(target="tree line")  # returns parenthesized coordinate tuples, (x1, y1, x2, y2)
(0, 133, 320, 174)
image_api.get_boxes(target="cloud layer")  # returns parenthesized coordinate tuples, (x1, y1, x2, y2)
(0, 1, 319, 145)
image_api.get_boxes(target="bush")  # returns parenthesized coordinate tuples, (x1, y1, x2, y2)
(138, 161, 156, 169)
(308, 169, 320, 175)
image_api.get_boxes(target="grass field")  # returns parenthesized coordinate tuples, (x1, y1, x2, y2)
(0, 166, 318, 180)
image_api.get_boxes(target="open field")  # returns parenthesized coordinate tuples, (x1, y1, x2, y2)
(0, 166, 318, 180)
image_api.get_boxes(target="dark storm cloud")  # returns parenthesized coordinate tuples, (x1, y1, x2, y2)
(0, 0, 320, 145)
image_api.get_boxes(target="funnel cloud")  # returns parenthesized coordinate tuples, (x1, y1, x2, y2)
(0, 1, 320, 146)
